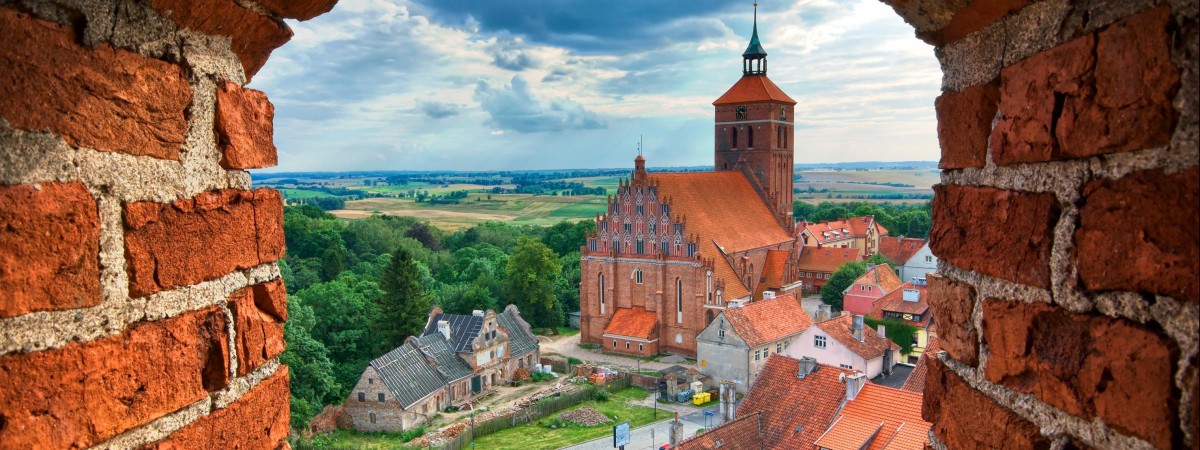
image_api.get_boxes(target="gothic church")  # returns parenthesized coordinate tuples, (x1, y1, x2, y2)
(580, 10, 806, 357)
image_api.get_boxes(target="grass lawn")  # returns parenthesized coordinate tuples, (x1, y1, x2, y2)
(470, 388, 658, 450)
(536, 327, 580, 337)
(294, 428, 425, 450)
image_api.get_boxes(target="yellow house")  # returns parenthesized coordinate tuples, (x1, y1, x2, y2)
(868, 278, 932, 364)
(797, 216, 888, 257)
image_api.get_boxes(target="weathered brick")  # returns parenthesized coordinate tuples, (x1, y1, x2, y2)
(124, 189, 285, 297)
(936, 81, 999, 169)
(923, 357, 1051, 450)
(925, 274, 978, 366)
(0, 183, 100, 318)
(256, 0, 339, 21)
(927, 0, 1033, 45)
(216, 81, 278, 169)
(146, 366, 290, 449)
(931, 184, 1059, 289)
(990, 6, 1179, 166)
(1075, 168, 1199, 303)
(0, 308, 229, 448)
(0, 8, 190, 159)
(982, 300, 1178, 449)
(147, 0, 292, 80)
(229, 279, 287, 376)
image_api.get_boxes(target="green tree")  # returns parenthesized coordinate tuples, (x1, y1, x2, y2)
(864, 316, 919, 355)
(866, 253, 896, 271)
(820, 261, 868, 311)
(282, 295, 339, 428)
(292, 273, 382, 392)
(320, 245, 347, 281)
(437, 283, 497, 315)
(504, 238, 564, 328)
(793, 201, 817, 221)
(374, 247, 432, 353)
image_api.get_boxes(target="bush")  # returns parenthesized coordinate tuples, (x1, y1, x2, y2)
(531, 371, 553, 382)
(567, 357, 583, 365)
(543, 417, 567, 429)
(592, 388, 611, 402)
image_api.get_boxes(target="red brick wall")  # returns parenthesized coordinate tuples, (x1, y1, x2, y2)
(885, 1, 1199, 448)
(0, 1, 335, 447)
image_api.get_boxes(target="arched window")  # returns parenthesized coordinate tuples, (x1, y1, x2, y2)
(661, 239, 669, 256)
(731, 127, 738, 148)
(777, 126, 782, 147)
(706, 271, 713, 303)
(748, 127, 754, 148)
(633, 269, 644, 284)
(599, 273, 606, 314)
(676, 278, 684, 324)
(784, 126, 788, 149)
(636, 238, 644, 254)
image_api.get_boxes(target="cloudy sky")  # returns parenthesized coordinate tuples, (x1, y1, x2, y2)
(250, 0, 941, 172)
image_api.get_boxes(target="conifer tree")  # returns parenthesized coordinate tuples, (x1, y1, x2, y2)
(374, 247, 430, 353)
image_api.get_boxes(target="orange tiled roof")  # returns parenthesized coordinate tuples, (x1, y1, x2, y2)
(677, 412, 765, 450)
(712, 74, 797, 105)
(762, 249, 789, 288)
(602, 307, 657, 340)
(738, 356, 852, 449)
(816, 315, 899, 360)
(797, 247, 861, 273)
(878, 237, 926, 266)
(814, 383, 930, 450)
(870, 282, 931, 327)
(851, 264, 904, 293)
(651, 172, 794, 299)
(901, 337, 940, 393)
(802, 216, 886, 244)
(722, 294, 813, 347)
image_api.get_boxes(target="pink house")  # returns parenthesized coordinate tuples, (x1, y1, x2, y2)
(842, 264, 902, 315)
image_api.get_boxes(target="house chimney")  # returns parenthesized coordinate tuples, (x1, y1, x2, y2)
(437, 320, 451, 340)
(472, 310, 484, 317)
(763, 291, 776, 300)
(845, 372, 866, 401)
(797, 357, 818, 379)
(817, 304, 832, 322)
(877, 324, 886, 339)
(719, 381, 737, 424)
(851, 315, 864, 342)
(914, 277, 927, 287)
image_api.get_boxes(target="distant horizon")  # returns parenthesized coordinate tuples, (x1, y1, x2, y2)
(251, 0, 941, 172)
(251, 160, 940, 177)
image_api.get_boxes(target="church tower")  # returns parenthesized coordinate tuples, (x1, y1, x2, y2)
(713, 3, 797, 223)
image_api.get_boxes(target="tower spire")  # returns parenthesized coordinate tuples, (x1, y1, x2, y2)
(742, 2, 768, 76)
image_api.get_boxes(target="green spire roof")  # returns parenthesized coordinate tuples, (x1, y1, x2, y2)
(743, 3, 767, 58)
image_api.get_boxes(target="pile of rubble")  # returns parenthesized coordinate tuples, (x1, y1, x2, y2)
(409, 383, 581, 447)
(560, 407, 610, 427)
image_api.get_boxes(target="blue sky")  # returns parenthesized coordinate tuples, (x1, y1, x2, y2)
(251, 0, 941, 172)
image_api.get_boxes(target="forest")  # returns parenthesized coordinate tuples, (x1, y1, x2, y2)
(280, 205, 593, 427)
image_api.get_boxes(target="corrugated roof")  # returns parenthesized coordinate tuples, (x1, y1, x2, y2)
(852, 264, 904, 293)
(370, 341, 453, 409)
(651, 172, 794, 299)
(712, 75, 797, 105)
(814, 383, 929, 450)
(423, 313, 484, 353)
(602, 306, 658, 339)
(816, 315, 899, 360)
(738, 356, 853, 449)
(723, 294, 812, 347)
(412, 334, 474, 382)
(878, 237, 926, 266)
(797, 247, 861, 273)
(496, 305, 538, 357)
(901, 337, 940, 393)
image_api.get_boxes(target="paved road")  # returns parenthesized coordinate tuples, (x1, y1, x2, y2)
(560, 405, 719, 450)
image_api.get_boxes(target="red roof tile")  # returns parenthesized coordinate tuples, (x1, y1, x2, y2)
(602, 306, 657, 340)
(870, 282, 931, 327)
(815, 315, 900, 360)
(723, 294, 813, 347)
(878, 237, 926, 266)
(652, 172, 794, 299)
(712, 75, 797, 105)
(738, 356, 852, 449)
(762, 249, 789, 288)
(801, 216, 887, 245)
(797, 247, 862, 273)
(814, 383, 929, 450)
(677, 412, 765, 450)
(901, 337, 940, 393)
(852, 264, 904, 293)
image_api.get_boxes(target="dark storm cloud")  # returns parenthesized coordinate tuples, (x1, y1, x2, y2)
(419, 100, 463, 118)
(413, 0, 733, 52)
(474, 75, 606, 133)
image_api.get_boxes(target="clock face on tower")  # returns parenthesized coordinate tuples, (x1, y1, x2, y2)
(779, 105, 787, 120)
(735, 106, 748, 120)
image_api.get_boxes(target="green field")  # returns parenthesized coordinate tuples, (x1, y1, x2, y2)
(470, 387, 658, 450)
(332, 194, 607, 231)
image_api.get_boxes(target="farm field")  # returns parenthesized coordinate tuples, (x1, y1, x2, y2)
(261, 167, 938, 228)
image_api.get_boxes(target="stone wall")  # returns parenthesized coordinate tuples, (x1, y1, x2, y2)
(883, 0, 1199, 449)
(0, 0, 335, 448)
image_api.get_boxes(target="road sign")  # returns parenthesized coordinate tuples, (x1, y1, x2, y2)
(704, 411, 714, 417)
(613, 421, 631, 448)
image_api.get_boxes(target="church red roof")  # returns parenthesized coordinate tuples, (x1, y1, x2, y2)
(651, 172, 794, 299)
(602, 307, 657, 340)
(712, 75, 797, 105)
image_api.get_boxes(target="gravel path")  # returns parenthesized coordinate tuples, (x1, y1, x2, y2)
(540, 334, 685, 373)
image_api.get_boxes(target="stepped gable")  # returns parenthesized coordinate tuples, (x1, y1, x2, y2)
(713, 74, 797, 105)
(814, 383, 930, 450)
(738, 356, 853, 449)
(602, 306, 658, 340)
(722, 294, 812, 347)
(816, 315, 900, 360)
(878, 236, 926, 264)
(496, 305, 538, 357)
(651, 171, 794, 298)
